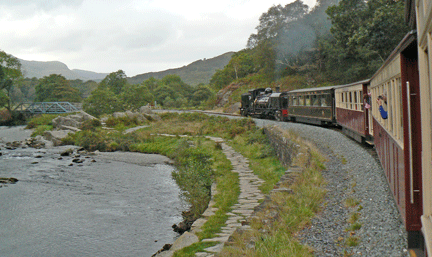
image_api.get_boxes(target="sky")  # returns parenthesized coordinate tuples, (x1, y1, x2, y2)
(0, 0, 317, 77)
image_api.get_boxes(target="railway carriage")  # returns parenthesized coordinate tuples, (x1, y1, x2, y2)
(286, 86, 336, 126)
(407, 0, 432, 255)
(369, 31, 424, 251)
(334, 80, 372, 144)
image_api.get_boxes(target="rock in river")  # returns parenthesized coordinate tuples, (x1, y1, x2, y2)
(0, 177, 19, 184)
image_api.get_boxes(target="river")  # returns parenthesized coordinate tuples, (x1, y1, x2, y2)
(0, 126, 183, 257)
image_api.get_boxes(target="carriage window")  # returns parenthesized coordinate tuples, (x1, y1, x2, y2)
(398, 78, 403, 141)
(299, 96, 304, 106)
(312, 95, 320, 106)
(354, 91, 357, 110)
(347, 92, 350, 109)
(305, 95, 311, 106)
(321, 94, 330, 107)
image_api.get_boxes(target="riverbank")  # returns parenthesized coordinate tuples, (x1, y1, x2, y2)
(0, 126, 172, 166)
(0, 125, 183, 257)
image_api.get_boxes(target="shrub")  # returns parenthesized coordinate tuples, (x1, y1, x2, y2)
(26, 114, 59, 129)
(105, 116, 140, 128)
(31, 125, 53, 137)
(80, 119, 102, 131)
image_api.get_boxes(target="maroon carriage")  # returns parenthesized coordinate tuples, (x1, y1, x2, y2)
(369, 31, 423, 250)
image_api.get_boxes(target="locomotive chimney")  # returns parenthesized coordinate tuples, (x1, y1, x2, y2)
(275, 86, 280, 93)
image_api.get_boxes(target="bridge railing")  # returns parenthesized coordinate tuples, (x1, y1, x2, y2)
(15, 102, 81, 114)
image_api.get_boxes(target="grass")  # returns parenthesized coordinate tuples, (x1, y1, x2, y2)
(219, 127, 327, 256)
(27, 112, 328, 256)
(341, 178, 362, 252)
(345, 236, 360, 247)
(344, 197, 360, 208)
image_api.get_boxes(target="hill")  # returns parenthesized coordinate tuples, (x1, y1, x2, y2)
(127, 52, 234, 86)
(18, 52, 233, 85)
(19, 59, 109, 81)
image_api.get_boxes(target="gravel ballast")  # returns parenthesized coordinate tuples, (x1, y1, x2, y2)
(253, 119, 408, 257)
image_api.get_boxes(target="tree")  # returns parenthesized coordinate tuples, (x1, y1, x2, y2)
(191, 85, 214, 106)
(143, 77, 159, 91)
(0, 51, 23, 110)
(210, 49, 257, 89)
(19, 77, 38, 102)
(35, 74, 82, 102)
(247, 0, 309, 48)
(120, 84, 154, 111)
(153, 85, 176, 107)
(100, 70, 127, 95)
(83, 87, 122, 117)
(320, 0, 409, 82)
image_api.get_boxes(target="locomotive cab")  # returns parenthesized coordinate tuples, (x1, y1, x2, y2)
(269, 92, 289, 121)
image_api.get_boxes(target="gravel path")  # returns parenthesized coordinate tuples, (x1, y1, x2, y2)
(253, 119, 408, 257)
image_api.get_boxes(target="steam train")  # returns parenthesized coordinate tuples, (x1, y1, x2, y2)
(240, 1, 432, 255)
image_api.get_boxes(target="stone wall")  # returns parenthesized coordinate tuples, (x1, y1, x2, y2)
(263, 126, 299, 168)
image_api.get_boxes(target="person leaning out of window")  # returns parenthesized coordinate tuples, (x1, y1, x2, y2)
(377, 94, 388, 119)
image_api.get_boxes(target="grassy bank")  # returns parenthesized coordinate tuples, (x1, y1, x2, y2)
(27, 112, 327, 256)
(218, 128, 327, 256)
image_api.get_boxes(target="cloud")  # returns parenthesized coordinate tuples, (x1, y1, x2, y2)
(0, 0, 317, 77)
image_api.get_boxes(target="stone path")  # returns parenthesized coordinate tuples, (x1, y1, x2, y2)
(195, 137, 265, 256)
(156, 136, 265, 257)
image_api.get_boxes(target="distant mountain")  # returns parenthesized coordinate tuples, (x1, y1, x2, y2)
(71, 69, 109, 81)
(127, 52, 234, 86)
(19, 59, 108, 81)
(18, 51, 234, 85)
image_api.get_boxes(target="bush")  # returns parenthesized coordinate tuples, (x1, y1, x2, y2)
(64, 130, 107, 151)
(26, 114, 59, 129)
(31, 125, 53, 137)
(105, 116, 140, 128)
(80, 119, 101, 131)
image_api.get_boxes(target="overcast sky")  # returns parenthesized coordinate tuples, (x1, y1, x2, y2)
(1, 0, 317, 77)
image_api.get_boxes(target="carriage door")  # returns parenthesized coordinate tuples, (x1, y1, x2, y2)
(401, 39, 423, 247)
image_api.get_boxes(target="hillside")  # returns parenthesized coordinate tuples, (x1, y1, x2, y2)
(19, 59, 109, 81)
(127, 52, 234, 86)
(18, 52, 233, 85)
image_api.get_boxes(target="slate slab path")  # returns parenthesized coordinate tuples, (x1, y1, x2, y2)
(156, 136, 264, 257)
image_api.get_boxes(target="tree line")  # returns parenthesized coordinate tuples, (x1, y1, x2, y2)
(0, 54, 215, 119)
(209, 0, 409, 90)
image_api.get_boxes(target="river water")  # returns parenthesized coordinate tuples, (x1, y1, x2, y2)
(0, 126, 183, 257)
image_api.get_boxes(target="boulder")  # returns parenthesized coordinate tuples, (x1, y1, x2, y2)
(25, 137, 46, 149)
(78, 110, 97, 121)
(139, 106, 153, 114)
(113, 112, 127, 118)
(170, 232, 199, 251)
(44, 130, 73, 146)
(52, 116, 81, 129)
(52, 111, 96, 130)
(126, 111, 147, 123)
(60, 148, 74, 156)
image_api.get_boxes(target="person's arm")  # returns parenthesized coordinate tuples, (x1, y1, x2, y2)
(379, 105, 388, 119)
(377, 99, 388, 119)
